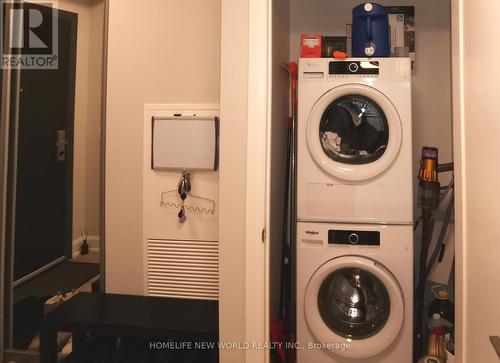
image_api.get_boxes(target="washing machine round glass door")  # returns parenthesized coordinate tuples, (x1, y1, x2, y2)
(306, 84, 402, 181)
(304, 255, 404, 359)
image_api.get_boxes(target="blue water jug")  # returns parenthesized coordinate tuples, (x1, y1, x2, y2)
(352, 3, 390, 57)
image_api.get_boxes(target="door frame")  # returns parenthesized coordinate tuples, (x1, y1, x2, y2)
(99, 0, 110, 294)
(0, 46, 14, 361)
(451, 0, 465, 361)
(246, 0, 271, 361)
(62, 7, 77, 262)
(219, 0, 270, 362)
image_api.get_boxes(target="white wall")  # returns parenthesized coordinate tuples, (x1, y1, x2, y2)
(58, 0, 104, 243)
(218, 0, 248, 361)
(459, 0, 500, 361)
(105, 0, 220, 294)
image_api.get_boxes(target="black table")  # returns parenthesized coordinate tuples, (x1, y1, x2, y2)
(40, 292, 219, 363)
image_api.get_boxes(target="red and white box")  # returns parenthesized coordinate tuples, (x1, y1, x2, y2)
(300, 34, 322, 58)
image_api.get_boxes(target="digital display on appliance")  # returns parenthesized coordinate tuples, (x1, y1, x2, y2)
(328, 230, 381, 245)
(329, 61, 380, 75)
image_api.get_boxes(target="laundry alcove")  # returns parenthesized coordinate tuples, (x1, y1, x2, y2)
(219, 0, 459, 362)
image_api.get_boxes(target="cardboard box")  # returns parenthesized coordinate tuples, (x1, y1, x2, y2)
(301, 34, 322, 58)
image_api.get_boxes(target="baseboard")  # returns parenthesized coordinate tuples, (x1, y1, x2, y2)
(72, 236, 100, 258)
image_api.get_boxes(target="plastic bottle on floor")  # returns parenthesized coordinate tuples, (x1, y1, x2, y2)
(428, 313, 452, 332)
(429, 289, 455, 329)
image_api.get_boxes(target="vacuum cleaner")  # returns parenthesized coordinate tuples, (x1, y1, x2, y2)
(414, 146, 454, 361)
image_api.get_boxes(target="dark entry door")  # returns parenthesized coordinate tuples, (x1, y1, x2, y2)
(13, 5, 77, 282)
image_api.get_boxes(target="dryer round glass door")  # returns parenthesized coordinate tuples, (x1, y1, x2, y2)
(306, 84, 402, 181)
(304, 255, 404, 359)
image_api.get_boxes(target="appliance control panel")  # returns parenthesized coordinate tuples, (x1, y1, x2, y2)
(329, 61, 379, 75)
(328, 230, 380, 246)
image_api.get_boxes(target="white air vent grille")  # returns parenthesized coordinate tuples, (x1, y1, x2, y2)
(147, 239, 219, 300)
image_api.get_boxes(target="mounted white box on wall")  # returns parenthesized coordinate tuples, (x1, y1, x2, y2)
(143, 104, 220, 301)
(152, 116, 219, 171)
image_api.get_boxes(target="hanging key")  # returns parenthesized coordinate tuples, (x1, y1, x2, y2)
(176, 170, 190, 224)
(185, 176, 191, 193)
(177, 179, 183, 195)
(178, 179, 186, 196)
(178, 207, 187, 224)
(184, 171, 191, 193)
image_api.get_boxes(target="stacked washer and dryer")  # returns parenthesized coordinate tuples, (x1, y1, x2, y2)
(296, 58, 413, 362)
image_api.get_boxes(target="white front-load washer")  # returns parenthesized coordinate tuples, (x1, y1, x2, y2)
(296, 222, 413, 363)
(297, 58, 413, 224)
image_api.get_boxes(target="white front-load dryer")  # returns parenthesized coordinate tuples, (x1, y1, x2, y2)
(297, 58, 413, 224)
(296, 222, 413, 363)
